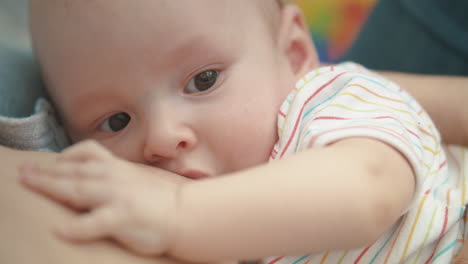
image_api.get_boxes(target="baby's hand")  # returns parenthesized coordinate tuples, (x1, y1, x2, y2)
(19, 140, 187, 256)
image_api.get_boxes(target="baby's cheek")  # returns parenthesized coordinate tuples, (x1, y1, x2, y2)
(97, 139, 137, 163)
(223, 135, 274, 173)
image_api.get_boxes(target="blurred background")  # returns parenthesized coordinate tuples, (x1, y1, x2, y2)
(0, 0, 29, 48)
(296, 0, 376, 62)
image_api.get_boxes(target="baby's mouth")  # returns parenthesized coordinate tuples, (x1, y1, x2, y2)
(179, 170, 210, 180)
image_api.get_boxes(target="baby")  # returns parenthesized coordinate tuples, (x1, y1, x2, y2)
(21, 0, 468, 263)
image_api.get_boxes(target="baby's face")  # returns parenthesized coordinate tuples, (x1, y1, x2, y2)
(31, 0, 298, 178)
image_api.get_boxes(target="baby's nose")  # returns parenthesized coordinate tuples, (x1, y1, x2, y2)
(142, 119, 197, 163)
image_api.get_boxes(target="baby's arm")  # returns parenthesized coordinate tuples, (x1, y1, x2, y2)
(172, 138, 414, 261)
(378, 72, 468, 146)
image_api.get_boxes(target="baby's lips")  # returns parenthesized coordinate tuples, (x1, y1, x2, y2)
(179, 170, 210, 180)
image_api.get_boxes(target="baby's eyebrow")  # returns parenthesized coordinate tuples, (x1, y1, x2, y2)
(71, 92, 111, 119)
(167, 34, 223, 63)
(73, 89, 104, 106)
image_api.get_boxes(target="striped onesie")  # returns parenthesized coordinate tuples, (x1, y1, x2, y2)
(267, 63, 468, 264)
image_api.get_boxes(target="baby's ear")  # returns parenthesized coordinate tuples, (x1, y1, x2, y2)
(277, 5, 319, 79)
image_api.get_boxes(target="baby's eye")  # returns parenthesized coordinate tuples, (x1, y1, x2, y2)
(184, 70, 218, 94)
(99, 112, 131, 132)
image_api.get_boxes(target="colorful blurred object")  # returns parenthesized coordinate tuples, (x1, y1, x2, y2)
(296, 0, 376, 62)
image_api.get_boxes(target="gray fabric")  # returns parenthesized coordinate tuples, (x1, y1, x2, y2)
(0, 0, 68, 151)
(0, 98, 68, 151)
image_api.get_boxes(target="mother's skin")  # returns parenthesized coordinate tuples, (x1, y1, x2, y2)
(0, 147, 201, 264)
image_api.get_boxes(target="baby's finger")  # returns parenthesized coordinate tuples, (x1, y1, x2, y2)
(117, 227, 166, 256)
(56, 206, 118, 242)
(60, 140, 113, 163)
(20, 163, 107, 208)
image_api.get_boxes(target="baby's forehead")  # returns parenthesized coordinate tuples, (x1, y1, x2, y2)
(30, 1, 280, 46)
(31, 0, 281, 18)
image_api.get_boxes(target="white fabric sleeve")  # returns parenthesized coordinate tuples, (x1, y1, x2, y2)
(274, 63, 442, 212)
